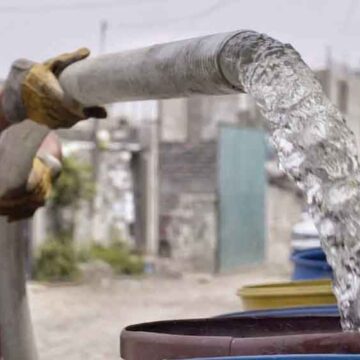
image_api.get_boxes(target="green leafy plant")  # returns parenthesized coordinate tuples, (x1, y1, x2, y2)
(51, 156, 95, 207)
(88, 241, 144, 275)
(49, 155, 95, 235)
(34, 234, 79, 282)
(76, 247, 92, 263)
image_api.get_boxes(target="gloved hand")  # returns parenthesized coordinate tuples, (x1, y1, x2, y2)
(0, 154, 61, 221)
(2, 48, 106, 129)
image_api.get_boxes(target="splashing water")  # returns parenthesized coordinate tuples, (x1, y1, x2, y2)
(233, 32, 360, 330)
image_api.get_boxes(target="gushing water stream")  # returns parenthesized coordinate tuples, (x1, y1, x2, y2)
(234, 32, 360, 330)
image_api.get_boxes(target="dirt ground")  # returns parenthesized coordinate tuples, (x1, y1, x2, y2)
(28, 266, 289, 360)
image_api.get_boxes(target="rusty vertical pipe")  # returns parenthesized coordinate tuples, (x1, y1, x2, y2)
(0, 218, 38, 360)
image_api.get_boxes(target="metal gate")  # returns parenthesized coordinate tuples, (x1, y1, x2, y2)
(217, 126, 266, 271)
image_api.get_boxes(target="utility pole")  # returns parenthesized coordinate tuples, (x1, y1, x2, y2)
(91, 19, 108, 182)
(145, 103, 160, 259)
(91, 20, 108, 241)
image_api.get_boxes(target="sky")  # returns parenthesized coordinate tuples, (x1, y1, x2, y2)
(0, 0, 359, 78)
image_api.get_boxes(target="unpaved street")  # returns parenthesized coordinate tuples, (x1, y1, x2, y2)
(29, 266, 288, 360)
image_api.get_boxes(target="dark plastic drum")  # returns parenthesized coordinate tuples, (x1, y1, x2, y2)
(185, 356, 360, 360)
(120, 316, 360, 360)
(291, 248, 333, 280)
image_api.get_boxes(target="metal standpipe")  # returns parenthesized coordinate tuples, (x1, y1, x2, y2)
(0, 30, 280, 360)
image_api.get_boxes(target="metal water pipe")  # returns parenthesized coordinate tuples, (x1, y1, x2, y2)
(59, 30, 250, 104)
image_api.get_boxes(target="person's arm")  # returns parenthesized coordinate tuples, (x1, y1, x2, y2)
(1, 49, 106, 130)
(0, 48, 106, 221)
(0, 131, 62, 222)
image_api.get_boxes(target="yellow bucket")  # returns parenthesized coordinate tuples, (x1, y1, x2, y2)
(238, 279, 336, 310)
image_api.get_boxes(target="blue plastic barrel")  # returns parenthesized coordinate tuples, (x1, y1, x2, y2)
(217, 305, 338, 318)
(186, 356, 360, 360)
(291, 248, 333, 280)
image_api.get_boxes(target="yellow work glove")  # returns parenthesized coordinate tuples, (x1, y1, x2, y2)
(0, 156, 60, 222)
(2, 49, 106, 129)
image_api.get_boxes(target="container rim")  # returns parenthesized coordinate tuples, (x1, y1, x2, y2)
(291, 248, 332, 271)
(238, 279, 333, 298)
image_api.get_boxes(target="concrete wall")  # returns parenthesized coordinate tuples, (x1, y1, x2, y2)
(159, 141, 217, 198)
(160, 95, 242, 144)
(163, 193, 217, 272)
(316, 68, 360, 148)
(188, 95, 241, 142)
(266, 184, 303, 273)
(160, 99, 188, 142)
(91, 149, 135, 245)
(347, 75, 360, 149)
(159, 141, 217, 271)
